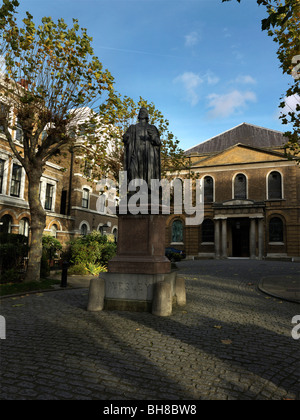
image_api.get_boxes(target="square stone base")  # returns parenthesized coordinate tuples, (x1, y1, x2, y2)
(101, 271, 176, 311)
(87, 271, 186, 314)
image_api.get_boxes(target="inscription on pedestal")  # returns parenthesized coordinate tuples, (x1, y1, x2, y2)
(102, 273, 165, 301)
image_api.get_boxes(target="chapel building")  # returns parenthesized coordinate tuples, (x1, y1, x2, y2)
(165, 123, 300, 260)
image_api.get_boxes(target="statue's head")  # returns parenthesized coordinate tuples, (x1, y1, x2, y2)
(138, 107, 149, 122)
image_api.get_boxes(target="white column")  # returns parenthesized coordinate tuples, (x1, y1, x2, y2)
(221, 218, 227, 259)
(258, 218, 264, 260)
(215, 219, 221, 259)
(250, 218, 256, 259)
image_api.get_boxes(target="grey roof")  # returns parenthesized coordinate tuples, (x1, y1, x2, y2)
(185, 123, 287, 155)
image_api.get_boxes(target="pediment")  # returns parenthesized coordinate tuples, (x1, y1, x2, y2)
(192, 144, 287, 167)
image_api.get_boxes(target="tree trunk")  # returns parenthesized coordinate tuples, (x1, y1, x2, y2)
(24, 169, 46, 283)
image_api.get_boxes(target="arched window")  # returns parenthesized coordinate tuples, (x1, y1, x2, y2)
(19, 217, 29, 237)
(171, 219, 183, 243)
(112, 228, 118, 243)
(50, 224, 58, 238)
(202, 219, 215, 243)
(234, 174, 247, 200)
(0, 214, 12, 233)
(204, 176, 214, 203)
(269, 217, 284, 243)
(81, 223, 88, 236)
(268, 171, 282, 200)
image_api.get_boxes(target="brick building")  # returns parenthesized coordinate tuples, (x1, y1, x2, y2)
(165, 123, 300, 260)
(0, 104, 118, 249)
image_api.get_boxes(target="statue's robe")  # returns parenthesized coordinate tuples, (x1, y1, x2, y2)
(123, 122, 161, 187)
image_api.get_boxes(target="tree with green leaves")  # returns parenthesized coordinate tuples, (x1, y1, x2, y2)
(222, 0, 300, 161)
(0, 1, 189, 282)
(0, 2, 115, 282)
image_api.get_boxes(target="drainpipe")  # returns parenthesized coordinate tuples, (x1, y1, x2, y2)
(67, 148, 74, 216)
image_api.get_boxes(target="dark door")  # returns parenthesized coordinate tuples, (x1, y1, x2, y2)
(232, 218, 250, 257)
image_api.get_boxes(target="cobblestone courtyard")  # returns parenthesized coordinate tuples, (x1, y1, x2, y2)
(0, 259, 299, 400)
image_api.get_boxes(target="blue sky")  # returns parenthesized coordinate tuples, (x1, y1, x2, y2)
(14, 0, 292, 150)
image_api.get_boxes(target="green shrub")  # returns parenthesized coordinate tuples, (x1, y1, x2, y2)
(68, 263, 87, 275)
(42, 235, 62, 260)
(86, 263, 107, 276)
(68, 231, 116, 271)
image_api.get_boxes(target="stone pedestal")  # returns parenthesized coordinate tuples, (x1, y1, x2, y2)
(108, 213, 171, 274)
(87, 208, 185, 315)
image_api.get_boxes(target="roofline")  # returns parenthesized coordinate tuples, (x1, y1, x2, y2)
(184, 122, 285, 153)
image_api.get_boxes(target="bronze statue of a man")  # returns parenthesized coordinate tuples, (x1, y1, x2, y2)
(123, 107, 161, 186)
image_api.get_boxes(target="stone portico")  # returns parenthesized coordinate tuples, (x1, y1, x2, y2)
(213, 200, 265, 260)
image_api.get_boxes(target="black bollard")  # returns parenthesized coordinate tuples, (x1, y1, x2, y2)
(61, 260, 69, 288)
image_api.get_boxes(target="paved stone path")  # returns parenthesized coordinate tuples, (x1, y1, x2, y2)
(0, 260, 299, 400)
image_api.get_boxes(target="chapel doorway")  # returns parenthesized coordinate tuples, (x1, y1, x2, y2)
(231, 218, 250, 258)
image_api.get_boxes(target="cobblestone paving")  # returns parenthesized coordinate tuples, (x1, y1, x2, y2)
(0, 260, 299, 400)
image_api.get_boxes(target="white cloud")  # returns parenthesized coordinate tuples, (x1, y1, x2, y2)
(174, 72, 203, 106)
(234, 75, 257, 85)
(206, 90, 257, 119)
(204, 71, 220, 86)
(174, 71, 219, 106)
(184, 31, 200, 47)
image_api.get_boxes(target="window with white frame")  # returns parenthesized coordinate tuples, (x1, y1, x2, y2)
(19, 217, 30, 237)
(39, 178, 56, 211)
(82, 188, 89, 208)
(14, 119, 23, 143)
(10, 163, 22, 197)
(45, 183, 54, 211)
